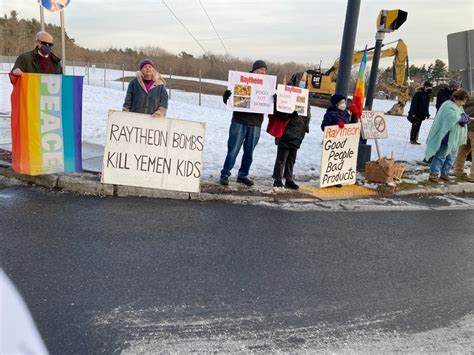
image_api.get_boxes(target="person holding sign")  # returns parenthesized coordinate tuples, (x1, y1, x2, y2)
(321, 94, 351, 131)
(11, 31, 62, 75)
(123, 59, 168, 118)
(271, 72, 311, 189)
(219, 60, 268, 186)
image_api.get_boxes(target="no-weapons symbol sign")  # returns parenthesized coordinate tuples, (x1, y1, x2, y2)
(361, 111, 388, 139)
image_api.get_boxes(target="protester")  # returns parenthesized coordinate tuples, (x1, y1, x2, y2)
(219, 60, 268, 186)
(436, 80, 460, 112)
(11, 31, 62, 75)
(452, 96, 474, 182)
(271, 72, 311, 190)
(425, 89, 472, 183)
(320, 93, 351, 131)
(408, 81, 433, 145)
(123, 59, 168, 118)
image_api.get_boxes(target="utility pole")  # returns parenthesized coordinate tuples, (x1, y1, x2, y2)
(335, 0, 361, 97)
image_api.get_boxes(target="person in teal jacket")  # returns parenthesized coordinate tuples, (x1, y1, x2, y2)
(425, 90, 472, 183)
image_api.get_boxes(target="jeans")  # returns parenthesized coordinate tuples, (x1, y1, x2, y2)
(430, 143, 456, 176)
(220, 122, 261, 178)
(272, 147, 298, 182)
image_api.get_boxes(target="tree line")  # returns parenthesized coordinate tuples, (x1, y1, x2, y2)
(1, 10, 459, 94)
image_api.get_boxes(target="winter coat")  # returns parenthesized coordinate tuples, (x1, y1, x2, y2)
(320, 106, 351, 131)
(123, 71, 168, 117)
(12, 48, 63, 74)
(435, 86, 454, 112)
(425, 100, 467, 160)
(408, 88, 431, 121)
(465, 97, 474, 133)
(231, 111, 264, 127)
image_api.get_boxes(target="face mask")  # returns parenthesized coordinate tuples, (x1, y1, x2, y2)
(38, 44, 51, 56)
(426, 88, 432, 94)
(337, 103, 347, 110)
(298, 80, 306, 88)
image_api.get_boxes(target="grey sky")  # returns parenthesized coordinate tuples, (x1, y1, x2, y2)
(2, 0, 473, 68)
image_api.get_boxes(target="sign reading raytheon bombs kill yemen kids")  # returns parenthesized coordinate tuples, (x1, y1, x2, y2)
(360, 110, 388, 140)
(276, 84, 309, 116)
(101, 111, 205, 193)
(320, 123, 360, 188)
(226, 70, 277, 114)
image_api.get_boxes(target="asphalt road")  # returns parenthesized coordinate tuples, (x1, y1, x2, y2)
(1, 186, 473, 353)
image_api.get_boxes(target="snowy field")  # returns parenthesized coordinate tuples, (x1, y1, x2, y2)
(0, 66, 435, 180)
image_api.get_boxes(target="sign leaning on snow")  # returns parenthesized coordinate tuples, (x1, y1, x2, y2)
(226, 70, 277, 114)
(320, 123, 361, 188)
(276, 84, 309, 116)
(101, 110, 206, 193)
(360, 110, 388, 139)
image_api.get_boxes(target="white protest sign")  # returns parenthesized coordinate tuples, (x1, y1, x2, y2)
(360, 110, 388, 139)
(320, 123, 361, 188)
(101, 111, 205, 193)
(276, 84, 309, 116)
(227, 70, 277, 114)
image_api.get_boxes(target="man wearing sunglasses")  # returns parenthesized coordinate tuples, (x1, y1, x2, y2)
(11, 31, 63, 76)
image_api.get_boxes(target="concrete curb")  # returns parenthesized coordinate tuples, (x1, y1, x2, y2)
(1, 162, 474, 202)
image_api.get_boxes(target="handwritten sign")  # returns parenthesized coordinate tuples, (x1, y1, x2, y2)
(101, 111, 206, 193)
(276, 84, 309, 116)
(320, 123, 360, 188)
(360, 110, 388, 139)
(227, 70, 277, 114)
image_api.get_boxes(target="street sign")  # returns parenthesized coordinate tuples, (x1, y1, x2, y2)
(38, 0, 70, 12)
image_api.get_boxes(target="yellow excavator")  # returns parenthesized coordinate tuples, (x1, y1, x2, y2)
(306, 39, 409, 116)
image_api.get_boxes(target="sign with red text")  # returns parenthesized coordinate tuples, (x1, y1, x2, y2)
(320, 123, 361, 188)
(227, 70, 277, 114)
(276, 84, 309, 116)
(101, 110, 206, 193)
(360, 110, 388, 139)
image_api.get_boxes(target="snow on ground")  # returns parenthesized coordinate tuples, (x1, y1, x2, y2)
(0, 68, 436, 180)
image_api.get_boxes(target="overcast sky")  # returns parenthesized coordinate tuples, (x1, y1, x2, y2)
(2, 0, 473, 68)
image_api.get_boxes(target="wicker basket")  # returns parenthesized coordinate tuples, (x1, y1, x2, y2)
(365, 158, 395, 183)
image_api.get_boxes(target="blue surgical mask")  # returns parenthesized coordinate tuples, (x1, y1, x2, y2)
(38, 44, 51, 56)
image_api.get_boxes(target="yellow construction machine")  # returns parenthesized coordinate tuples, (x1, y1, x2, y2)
(306, 39, 409, 115)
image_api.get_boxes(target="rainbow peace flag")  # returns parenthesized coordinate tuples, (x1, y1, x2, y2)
(352, 49, 367, 116)
(10, 73, 83, 175)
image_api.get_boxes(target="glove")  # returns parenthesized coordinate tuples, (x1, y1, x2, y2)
(273, 93, 278, 103)
(290, 110, 298, 118)
(223, 90, 232, 104)
(337, 121, 345, 129)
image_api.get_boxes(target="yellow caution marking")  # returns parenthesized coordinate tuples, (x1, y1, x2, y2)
(299, 184, 378, 200)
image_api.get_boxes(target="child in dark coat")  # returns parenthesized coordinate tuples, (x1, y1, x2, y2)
(272, 72, 311, 190)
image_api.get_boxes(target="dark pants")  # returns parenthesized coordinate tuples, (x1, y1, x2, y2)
(272, 147, 298, 182)
(410, 117, 423, 142)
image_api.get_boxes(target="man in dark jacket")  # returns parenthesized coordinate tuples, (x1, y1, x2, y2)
(11, 31, 62, 76)
(408, 81, 432, 145)
(435, 80, 460, 112)
(219, 60, 268, 186)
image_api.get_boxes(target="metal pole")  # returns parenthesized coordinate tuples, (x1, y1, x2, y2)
(169, 66, 172, 99)
(104, 63, 106, 87)
(122, 64, 125, 91)
(60, 10, 66, 74)
(40, 4, 45, 31)
(365, 32, 385, 110)
(199, 69, 202, 106)
(335, 0, 361, 97)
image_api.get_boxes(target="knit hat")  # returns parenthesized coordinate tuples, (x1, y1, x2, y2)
(423, 80, 433, 87)
(251, 60, 267, 72)
(447, 79, 461, 91)
(139, 59, 155, 70)
(330, 93, 346, 106)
